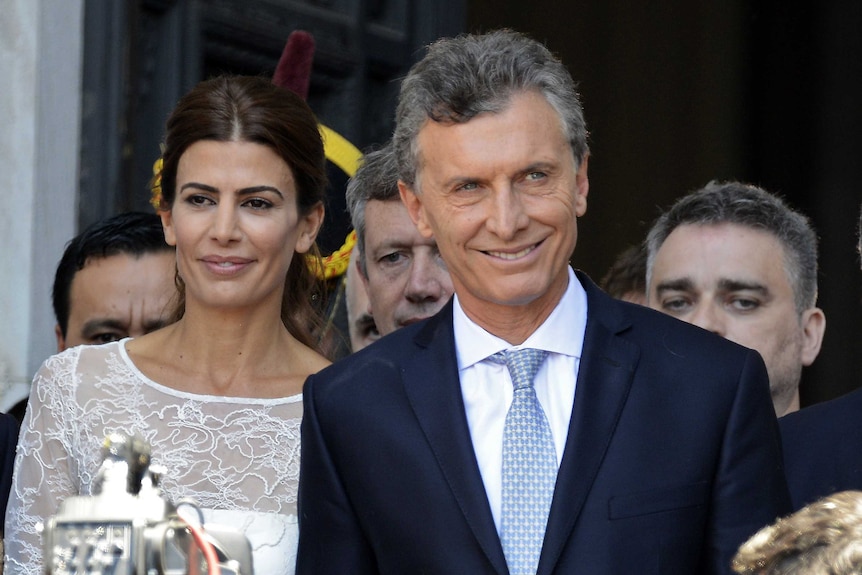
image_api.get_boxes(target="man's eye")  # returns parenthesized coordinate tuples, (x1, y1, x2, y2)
(456, 182, 480, 192)
(526, 171, 547, 181)
(729, 298, 760, 312)
(661, 298, 690, 313)
(380, 252, 406, 265)
(355, 316, 380, 341)
(90, 333, 123, 345)
(362, 324, 381, 340)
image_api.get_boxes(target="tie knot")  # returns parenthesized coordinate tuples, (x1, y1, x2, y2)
(492, 348, 548, 390)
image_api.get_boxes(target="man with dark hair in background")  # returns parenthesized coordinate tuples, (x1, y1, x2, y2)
(6, 211, 175, 423)
(1, 211, 174, 560)
(52, 211, 176, 350)
(645, 181, 826, 417)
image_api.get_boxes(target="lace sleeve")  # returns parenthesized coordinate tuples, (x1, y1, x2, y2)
(4, 351, 82, 575)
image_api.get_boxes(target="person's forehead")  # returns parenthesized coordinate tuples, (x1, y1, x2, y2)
(413, 92, 572, 178)
(655, 223, 792, 287)
(72, 252, 174, 299)
(364, 199, 426, 245)
(663, 222, 784, 254)
(79, 250, 173, 274)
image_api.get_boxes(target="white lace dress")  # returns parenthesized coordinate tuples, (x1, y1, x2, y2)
(4, 339, 302, 575)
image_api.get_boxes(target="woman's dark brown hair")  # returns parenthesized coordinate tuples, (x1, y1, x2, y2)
(158, 75, 327, 349)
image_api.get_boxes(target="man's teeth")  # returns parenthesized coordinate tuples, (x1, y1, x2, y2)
(490, 246, 534, 260)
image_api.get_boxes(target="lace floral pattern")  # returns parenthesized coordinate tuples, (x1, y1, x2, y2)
(4, 340, 302, 575)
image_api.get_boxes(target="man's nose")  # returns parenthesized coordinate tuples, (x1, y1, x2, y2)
(485, 186, 529, 240)
(404, 257, 448, 304)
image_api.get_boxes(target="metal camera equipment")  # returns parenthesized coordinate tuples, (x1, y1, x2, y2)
(42, 433, 254, 575)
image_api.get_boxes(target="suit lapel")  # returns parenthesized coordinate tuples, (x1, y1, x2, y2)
(401, 301, 510, 575)
(538, 276, 640, 574)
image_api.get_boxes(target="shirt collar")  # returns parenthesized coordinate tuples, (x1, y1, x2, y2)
(454, 266, 588, 371)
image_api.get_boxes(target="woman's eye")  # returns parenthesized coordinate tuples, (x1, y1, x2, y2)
(187, 194, 213, 206)
(245, 198, 273, 210)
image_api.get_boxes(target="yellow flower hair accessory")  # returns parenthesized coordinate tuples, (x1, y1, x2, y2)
(150, 156, 163, 211)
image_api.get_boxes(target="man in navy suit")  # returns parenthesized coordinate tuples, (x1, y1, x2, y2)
(297, 29, 790, 575)
(778, 204, 862, 510)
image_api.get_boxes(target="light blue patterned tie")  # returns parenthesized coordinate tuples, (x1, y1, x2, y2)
(494, 348, 556, 575)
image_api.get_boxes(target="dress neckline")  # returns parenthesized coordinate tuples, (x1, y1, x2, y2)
(113, 338, 303, 405)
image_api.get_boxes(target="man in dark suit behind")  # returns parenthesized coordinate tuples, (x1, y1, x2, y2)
(297, 29, 790, 575)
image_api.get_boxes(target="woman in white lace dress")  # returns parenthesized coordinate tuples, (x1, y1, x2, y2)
(5, 75, 330, 575)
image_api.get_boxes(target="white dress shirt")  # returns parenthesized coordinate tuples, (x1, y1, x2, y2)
(453, 266, 587, 532)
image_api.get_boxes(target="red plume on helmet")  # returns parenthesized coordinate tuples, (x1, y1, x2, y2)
(271, 30, 364, 362)
(269, 28, 360, 267)
(272, 30, 316, 100)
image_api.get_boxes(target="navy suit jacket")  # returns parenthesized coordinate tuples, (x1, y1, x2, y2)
(780, 387, 862, 510)
(297, 273, 790, 574)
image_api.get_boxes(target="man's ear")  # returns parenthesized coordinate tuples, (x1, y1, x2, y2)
(54, 324, 66, 352)
(354, 258, 373, 314)
(355, 253, 369, 282)
(399, 180, 434, 239)
(574, 154, 590, 218)
(800, 307, 826, 366)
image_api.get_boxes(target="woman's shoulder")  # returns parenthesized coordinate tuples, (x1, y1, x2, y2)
(283, 338, 331, 380)
(37, 340, 126, 378)
(78, 339, 140, 374)
(303, 348, 332, 375)
(28, 341, 142, 420)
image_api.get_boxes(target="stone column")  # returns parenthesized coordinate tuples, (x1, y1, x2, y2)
(0, 0, 84, 411)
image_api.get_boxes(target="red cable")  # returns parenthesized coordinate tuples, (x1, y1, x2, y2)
(182, 519, 222, 575)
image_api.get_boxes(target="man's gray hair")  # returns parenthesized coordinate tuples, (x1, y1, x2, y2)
(645, 180, 819, 314)
(345, 141, 400, 275)
(392, 29, 589, 189)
